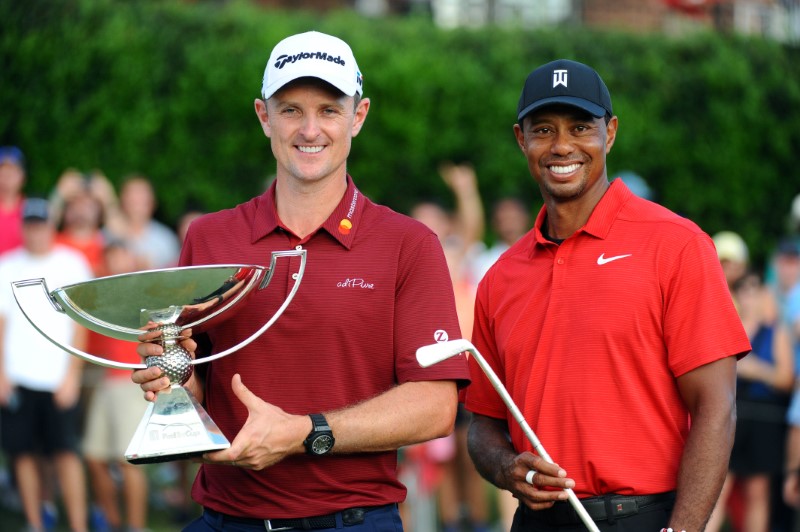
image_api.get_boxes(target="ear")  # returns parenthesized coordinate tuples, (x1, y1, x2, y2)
(513, 122, 526, 153)
(350, 97, 370, 138)
(254, 98, 271, 138)
(604, 115, 618, 154)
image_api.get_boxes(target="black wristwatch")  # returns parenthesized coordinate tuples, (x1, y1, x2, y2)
(303, 413, 335, 456)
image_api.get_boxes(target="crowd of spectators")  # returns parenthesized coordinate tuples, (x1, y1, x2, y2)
(0, 146, 188, 532)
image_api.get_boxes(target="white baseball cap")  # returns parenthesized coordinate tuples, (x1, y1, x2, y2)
(712, 231, 749, 264)
(261, 31, 363, 100)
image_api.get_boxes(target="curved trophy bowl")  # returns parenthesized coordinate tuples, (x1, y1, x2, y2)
(52, 264, 267, 342)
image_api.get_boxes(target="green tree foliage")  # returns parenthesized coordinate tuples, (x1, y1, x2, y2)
(2, 0, 799, 267)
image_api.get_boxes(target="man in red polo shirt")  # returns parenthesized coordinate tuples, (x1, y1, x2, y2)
(133, 31, 469, 531)
(463, 59, 751, 532)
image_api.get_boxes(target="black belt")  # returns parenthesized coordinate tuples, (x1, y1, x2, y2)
(205, 504, 391, 530)
(525, 491, 676, 526)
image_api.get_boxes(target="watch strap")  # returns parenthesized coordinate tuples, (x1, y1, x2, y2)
(309, 413, 331, 432)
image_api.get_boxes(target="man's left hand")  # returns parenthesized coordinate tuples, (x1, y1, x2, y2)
(201, 374, 310, 471)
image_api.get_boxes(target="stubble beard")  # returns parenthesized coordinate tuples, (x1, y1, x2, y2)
(540, 173, 588, 203)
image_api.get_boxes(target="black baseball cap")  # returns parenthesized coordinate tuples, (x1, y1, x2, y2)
(517, 59, 613, 122)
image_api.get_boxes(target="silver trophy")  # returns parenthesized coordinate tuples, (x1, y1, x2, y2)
(11, 249, 306, 464)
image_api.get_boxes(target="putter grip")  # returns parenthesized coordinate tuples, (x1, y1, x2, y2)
(415, 339, 473, 367)
(416, 344, 447, 367)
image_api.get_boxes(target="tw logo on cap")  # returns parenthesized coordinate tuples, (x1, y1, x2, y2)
(553, 69, 568, 88)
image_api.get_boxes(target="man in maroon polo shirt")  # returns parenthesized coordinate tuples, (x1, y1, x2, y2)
(132, 31, 469, 531)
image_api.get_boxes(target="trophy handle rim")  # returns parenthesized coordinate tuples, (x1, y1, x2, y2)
(52, 263, 269, 338)
(192, 248, 307, 365)
(11, 278, 147, 370)
(11, 250, 307, 370)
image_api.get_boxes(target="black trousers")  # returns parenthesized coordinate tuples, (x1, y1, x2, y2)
(511, 493, 675, 532)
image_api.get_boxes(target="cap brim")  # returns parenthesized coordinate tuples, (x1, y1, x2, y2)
(262, 74, 359, 100)
(518, 96, 607, 121)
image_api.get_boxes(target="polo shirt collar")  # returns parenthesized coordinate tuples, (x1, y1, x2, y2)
(250, 175, 365, 250)
(319, 175, 363, 249)
(581, 178, 633, 239)
(531, 178, 633, 250)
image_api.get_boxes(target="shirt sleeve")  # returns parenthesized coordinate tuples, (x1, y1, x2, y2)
(393, 232, 470, 386)
(663, 232, 751, 377)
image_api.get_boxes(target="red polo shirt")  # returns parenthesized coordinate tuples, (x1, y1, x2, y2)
(465, 179, 750, 498)
(181, 176, 469, 517)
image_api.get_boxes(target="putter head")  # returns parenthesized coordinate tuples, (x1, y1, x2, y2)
(416, 338, 474, 367)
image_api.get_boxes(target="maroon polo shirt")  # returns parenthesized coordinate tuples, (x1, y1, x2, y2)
(180, 175, 469, 518)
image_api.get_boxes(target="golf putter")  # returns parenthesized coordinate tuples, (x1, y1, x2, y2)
(416, 338, 601, 532)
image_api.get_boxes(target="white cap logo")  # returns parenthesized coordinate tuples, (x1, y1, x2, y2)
(553, 69, 568, 88)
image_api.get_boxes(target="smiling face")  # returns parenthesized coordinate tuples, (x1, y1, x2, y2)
(514, 105, 617, 205)
(255, 78, 369, 188)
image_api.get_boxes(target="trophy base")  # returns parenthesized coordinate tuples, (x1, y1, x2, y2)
(125, 385, 230, 465)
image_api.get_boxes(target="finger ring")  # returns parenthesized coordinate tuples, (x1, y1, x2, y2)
(525, 469, 536, 485)
(231, 460, 237, 467)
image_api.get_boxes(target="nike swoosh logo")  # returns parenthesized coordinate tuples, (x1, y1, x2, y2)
(597, 253, 632, 265)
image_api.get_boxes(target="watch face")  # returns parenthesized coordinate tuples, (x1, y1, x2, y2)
(311, 434, 334, 454)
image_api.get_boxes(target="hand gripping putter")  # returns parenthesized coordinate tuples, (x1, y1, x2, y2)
(416, 339, 601, 532)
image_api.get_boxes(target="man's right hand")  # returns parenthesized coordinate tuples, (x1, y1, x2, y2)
(504, 451, 574, 510)
(468, 414, 575, 510)
(131, 324, 200, 402)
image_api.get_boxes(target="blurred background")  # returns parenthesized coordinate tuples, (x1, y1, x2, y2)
(3, 0, 800, 271)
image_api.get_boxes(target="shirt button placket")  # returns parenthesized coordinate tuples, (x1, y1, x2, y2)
(289, 245, 303, 290)
(553, 253, 566, 289)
